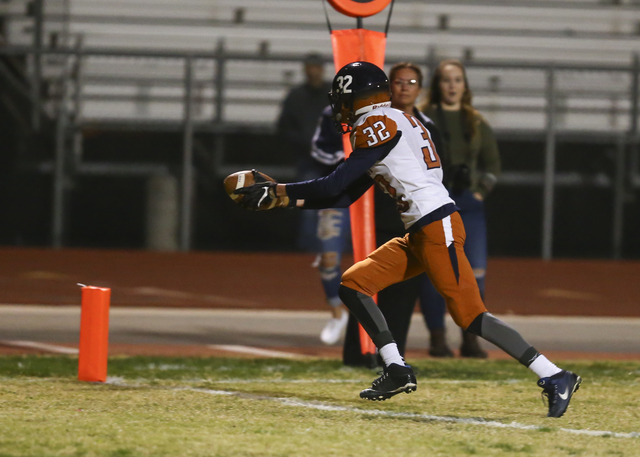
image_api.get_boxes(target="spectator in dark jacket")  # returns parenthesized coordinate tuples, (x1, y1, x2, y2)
(276, 53, 332, 251)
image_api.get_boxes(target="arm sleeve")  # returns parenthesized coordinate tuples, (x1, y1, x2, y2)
(286, 132, 401, 200)
(311, 107, 344, 166)
(476, 120, 501, 197)
(302, 174, 374, 209)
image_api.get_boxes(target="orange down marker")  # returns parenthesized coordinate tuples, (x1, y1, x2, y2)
(77, 285, 111, 382)
(331, 28, 387, 357)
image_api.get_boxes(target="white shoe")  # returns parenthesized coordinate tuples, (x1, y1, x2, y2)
(320, 310, 349, 345)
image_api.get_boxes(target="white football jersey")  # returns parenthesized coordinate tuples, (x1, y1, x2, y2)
(350, 106, 455, 229)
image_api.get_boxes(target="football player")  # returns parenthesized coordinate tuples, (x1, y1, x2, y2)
(235, 62, 581, 417)
(311, 62, 455, 359)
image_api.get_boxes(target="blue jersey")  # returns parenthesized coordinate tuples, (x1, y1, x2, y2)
(310, 106, 345, 174)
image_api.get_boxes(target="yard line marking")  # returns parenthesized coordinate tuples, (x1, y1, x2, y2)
(172, 378, 363, 384)
(190, 387, 639, 439)
(207, 344, 310, 359)
(102, 379, 639, 439)
(111, 376, 513, 385)
(206, 379, 507, 384)
(0, 340, 79, 355)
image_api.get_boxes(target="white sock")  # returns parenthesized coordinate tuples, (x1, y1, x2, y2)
(528, 354, 562, 379)
(379, 343, 405, 367)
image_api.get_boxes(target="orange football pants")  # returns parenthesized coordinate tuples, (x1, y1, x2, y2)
(341, 211, 487, 330)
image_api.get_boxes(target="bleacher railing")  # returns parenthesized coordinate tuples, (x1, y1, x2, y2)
(1, 42, 639, 259)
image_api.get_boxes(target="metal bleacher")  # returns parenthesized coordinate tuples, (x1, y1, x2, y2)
(2, 0, 640, 255)
(4, 0, 640, 129)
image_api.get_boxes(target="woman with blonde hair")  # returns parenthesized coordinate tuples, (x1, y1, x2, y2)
(421, 59, 501, 358)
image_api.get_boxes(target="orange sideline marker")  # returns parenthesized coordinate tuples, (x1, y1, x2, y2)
(77, 285, 111, 382)
(331, 28, 387, 357)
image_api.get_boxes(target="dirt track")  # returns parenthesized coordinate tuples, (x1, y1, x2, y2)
(4, 343, 640, 361)
(1, 248, 639, 359)
(1, 248, 639, 317)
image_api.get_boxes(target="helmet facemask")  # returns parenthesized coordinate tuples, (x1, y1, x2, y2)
(328, 91, 355, 134)
(329, 89, 391, 134)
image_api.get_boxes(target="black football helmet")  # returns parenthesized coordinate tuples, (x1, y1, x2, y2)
(328, 61, 391, 134)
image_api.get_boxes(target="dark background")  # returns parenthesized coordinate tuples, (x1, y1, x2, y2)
(2, 98, 639, 258)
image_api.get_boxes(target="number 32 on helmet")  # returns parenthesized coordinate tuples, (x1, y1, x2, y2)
(328, 61, 391, 134)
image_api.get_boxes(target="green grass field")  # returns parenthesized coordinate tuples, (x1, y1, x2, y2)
(0, 356, 639, 457)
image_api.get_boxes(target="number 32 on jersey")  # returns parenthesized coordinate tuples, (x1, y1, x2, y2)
(402, 113, 441, 169)
(352, 113, 441, 170)
(352, 115, 398, 149)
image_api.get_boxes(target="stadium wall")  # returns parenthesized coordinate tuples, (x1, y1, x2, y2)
(1, 129, 639, 259)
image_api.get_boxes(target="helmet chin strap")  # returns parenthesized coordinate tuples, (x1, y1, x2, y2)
(354, 101, 392, 117)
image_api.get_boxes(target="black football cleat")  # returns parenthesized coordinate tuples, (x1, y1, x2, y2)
(537, 370, 582, 418)
(360, 363, 417, 401)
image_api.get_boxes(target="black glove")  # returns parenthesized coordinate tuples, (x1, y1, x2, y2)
(234, 181, 278, 210)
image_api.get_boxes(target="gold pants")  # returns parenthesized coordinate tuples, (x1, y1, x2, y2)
(341, 211, 487, 329)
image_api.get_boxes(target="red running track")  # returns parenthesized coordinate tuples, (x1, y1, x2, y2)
(0, 248, 638, 317)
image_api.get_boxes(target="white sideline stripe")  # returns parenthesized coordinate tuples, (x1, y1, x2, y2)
(113, 376, 524, 385)
(189, 387, 640, 439)
(114, 374, 523, 385)
(0, 340, 79, 355)
(207, 344, 306, 359)
(186, 378, 364, 384)
(103, 378, 640, 439)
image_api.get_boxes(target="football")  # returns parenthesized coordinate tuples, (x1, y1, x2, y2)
(223, 169, 276, 203)
(223, 169, 284, 209)
(224, 169, 294, 210)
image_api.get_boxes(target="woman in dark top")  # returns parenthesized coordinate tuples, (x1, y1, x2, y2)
(421, 59, 501, 358)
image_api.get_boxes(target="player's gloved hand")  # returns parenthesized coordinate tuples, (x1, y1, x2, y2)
(233, 170, 296, 211)
(235, 181, 278, 210)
